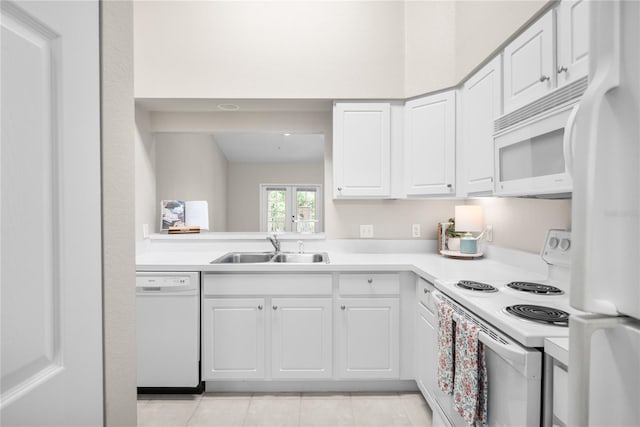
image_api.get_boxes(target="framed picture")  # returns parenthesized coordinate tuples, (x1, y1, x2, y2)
(161, 200, 185, 230)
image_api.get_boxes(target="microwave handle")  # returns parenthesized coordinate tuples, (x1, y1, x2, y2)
(562, 104, 579, 177)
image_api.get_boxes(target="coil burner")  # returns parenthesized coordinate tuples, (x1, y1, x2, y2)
(506, 282, 564, 295)
(505, 304, 569, 327)
(455, 280, 498, 293)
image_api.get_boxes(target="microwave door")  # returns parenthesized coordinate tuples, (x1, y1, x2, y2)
(570, 0, 640, 318)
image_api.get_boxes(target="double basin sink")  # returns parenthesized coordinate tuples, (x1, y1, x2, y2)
(211, 251, 330, 264)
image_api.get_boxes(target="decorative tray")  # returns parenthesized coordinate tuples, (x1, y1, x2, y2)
(441, 250, 484, 259)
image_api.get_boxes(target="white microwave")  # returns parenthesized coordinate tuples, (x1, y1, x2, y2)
(494, 101, 579, 197)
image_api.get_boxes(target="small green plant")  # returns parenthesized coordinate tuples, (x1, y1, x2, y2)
(445, 217, 463, 238)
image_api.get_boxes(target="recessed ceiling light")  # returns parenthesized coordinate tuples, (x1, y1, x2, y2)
(217, 104, 240, 111)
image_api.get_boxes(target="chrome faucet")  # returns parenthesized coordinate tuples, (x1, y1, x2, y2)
(267, 234, 281, 253)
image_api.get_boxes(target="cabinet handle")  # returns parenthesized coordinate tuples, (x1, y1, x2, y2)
(446, 184, 452, 188)
(272, 305, 278, 310)
(557, 66, 568, 74)
(367, 278, 373, 284)
(539, 75, 550, 82)
(337, 187, 343, 191)
(258, 305, 263, 310)
(340, 305, 346, 310)
(423, 288, 430, 294)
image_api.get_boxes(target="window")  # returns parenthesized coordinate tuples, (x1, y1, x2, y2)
(260, 184, 322, 233)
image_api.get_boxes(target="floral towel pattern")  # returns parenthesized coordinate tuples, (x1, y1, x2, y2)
(453, 317, 489, 426)
(437, 301, 455, 394)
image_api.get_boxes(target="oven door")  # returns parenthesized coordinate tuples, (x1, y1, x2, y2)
(426, 291, 542, 427)
(494, 102, 578, 197)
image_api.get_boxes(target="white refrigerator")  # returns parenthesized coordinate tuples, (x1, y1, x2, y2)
(569, 1, 640, 426)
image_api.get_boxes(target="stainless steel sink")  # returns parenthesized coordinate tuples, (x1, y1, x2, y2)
(210, 252, 275, 264)
(271, 253, 329, 263)
(210, 251, 329, 264)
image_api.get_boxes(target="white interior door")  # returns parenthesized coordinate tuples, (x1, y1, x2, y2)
(1, 1, 103, 425)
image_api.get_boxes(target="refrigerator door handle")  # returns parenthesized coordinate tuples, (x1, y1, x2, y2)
(570, 0, 621, 314)
(569, 314, 629, 426)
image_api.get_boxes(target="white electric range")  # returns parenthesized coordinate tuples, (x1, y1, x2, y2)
(420, 229, 585, 427)
(434, 229, 580, 347)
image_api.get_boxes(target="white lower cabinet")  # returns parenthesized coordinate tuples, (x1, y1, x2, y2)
(271, 298, 332, 379)
(202, 298, 266, 380)
(415, 302, 437, 397)
(336, 297, 400, 379)
(202, 274, 333, 381)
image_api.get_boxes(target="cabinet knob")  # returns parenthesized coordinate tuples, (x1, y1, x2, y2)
(446, 184, 452, 188)
(272, 305, 278, 310)
(337, 187, 343, 191)
(423, 288, 430, 294)
(367, 278, 373, 284)
(258, 305, 263, 310)
(340, 305, 346, 310)
(557, 66, 568, 74)
(539, 75, 550, 83)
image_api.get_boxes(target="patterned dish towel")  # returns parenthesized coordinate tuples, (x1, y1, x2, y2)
(437, 301, 455, 394)
(453, 317, 488, 426)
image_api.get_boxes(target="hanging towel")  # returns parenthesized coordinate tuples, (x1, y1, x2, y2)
(437, 301, 455, 394)
(453, 317, 489, 426)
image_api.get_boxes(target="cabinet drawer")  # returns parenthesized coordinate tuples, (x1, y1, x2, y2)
(339, 274, 399, 296)
(416, 277, 436, 308)
(204, 274, 332, 296)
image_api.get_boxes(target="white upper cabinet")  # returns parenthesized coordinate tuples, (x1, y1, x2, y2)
(404, 91, 456, 196)
(556, 0, 589, 87)
(503, 10, 555, 113)
(333, 102, 391, 198)
(461, 56, 502, 196)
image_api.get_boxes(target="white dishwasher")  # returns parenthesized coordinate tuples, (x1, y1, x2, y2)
(136, 271, 201, 391)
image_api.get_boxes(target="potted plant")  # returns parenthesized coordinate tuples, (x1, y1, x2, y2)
(445, 217, 463, 251)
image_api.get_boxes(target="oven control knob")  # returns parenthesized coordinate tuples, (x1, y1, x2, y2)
(560, 238, 571, 251)
(549, 237, 559, 249)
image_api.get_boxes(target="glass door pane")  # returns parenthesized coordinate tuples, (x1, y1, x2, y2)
(266, 188, 287, 232)
(294, 188, 318, 233)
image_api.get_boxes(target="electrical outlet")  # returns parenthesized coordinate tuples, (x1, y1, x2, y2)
(142, 223, 149, 239)
(360, 224, 374, 238)
(486, 225, 493, 242)
(412, 224, 421, 238)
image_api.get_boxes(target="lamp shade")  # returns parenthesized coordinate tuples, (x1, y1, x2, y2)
(455, 205, 483, 233)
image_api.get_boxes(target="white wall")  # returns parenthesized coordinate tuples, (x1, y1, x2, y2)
(227, 162, 324, 231)
(135, 106, 156, 241)
(134, 1, 404, 99)
(468, 198, 572, 253)
(135, 0, 551, 99)
(101, 1, 137, 425)
(155, 133, 228, 232)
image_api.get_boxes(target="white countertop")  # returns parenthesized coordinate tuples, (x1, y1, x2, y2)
(136, 248, 546, 288)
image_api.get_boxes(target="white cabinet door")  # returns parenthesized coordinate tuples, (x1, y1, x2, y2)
(503, 10, 554, 112)
(271, 298, 332, 379)
(333, 102, 391, 198)
(404, 91, 456, 196)
(337, 298, 399, 379)
(461, 56, 502, 195)
(557, 0, 589, 87)
(202, 298, 265, 380)
(415, 303, 437, 402)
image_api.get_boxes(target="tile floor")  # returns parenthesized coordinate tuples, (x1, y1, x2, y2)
(137, 392, 433, 427)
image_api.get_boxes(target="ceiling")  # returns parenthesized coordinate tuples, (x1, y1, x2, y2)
(212, 132, 324, 163)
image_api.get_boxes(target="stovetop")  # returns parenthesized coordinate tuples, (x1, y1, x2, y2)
(433, 229, 584, 348)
